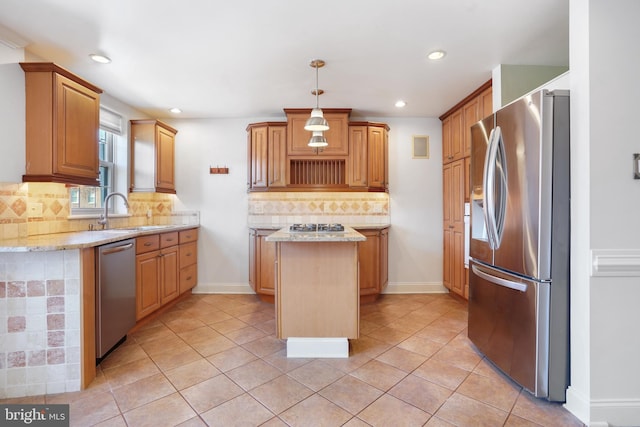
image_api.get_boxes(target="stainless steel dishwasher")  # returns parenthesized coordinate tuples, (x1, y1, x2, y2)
(96, 238, 136, 361)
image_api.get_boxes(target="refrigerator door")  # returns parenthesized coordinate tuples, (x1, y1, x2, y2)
(491, 91, 551, 280)
(468, 260, 550, 398)
(469, 115, 495, 265)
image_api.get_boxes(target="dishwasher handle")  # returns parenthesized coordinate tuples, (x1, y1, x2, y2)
(101, 242, 134, 255)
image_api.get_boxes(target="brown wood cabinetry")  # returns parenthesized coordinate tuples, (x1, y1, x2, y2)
(355, 227, 390, 303)
(247, 123, 287, 190)
(248, 229, 277, 303)
(440, 80, 492, 299)
(442, 160, 466, 297)
(20, 62, 103, 186)
(130, 120, 178, 194)
(135, 228, 198, 320)
(348, 123, 389, 190)
(285, 109, 350, 156)
(179, 229, 198, 294)
(247, 110, 388, 192)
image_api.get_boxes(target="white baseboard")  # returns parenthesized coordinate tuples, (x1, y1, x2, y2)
(192, 282, 255, 294)
(383, 282, 449, 294)
(565, 386, 640, 426)
(286, 338, 349, 358)
(193, 282, 449, 295)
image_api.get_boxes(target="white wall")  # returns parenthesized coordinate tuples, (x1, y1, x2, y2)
(0, 46, 25, 183)
(565, 0, 640, 425)
(166, 115, 445, 292)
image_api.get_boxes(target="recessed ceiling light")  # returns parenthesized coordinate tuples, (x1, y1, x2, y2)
(427, 50, 446, 60)
(395, 100, 407, 108)
(89, 53, 111, 64)
(169, 108, 182, 114)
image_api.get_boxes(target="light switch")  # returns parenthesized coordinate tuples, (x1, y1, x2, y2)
(634, 153, 640, 179)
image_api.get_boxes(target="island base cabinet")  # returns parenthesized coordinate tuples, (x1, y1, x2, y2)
(249, 229, 276, 303)
(276, 241, 359, 339)
(355, 227, 389, 304)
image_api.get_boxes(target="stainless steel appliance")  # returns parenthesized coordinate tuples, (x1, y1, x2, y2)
(289, 223, 345, 232)
(96, 238, 137, 361)
(468, 89, 570, 402)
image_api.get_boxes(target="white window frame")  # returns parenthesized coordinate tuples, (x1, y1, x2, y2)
(69, 107, 125, 216)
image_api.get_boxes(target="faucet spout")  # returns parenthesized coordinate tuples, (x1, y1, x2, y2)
(98, 192, 129, 229)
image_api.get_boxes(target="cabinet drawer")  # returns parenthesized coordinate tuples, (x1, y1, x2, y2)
(179, 264, 197, 293)
(161, 232, 179, 248)
(180, 242, 197, 267)
(136, 235, 160, 254)
(179, 228, 198, 244)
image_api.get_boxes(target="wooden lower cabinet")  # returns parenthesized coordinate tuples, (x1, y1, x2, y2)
(250, 226, 388, 304)
(355, 227, 389, 303)
(135, 228, 198, 320)
(249, 229, 277, 303)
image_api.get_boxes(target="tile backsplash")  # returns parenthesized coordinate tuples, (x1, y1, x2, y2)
(248, 192, 390, 226)
(0, 182, 191, 239)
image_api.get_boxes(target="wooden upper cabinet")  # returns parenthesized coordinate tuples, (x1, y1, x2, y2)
(348, 125, 368, 187)
(21, 62, 103, 186)
(130, 120, 178, 194)
(348, 122, 389, 190)
(443, 109, 463, 163)
(480, 86, 493, 119)
(247, 122, 287, 190)
(462, 97, 479, 157)
(367, 124, 388, 190)
(285, 108, 350, 156)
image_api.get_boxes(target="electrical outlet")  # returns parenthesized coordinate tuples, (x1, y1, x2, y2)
(28, 202, 43, 217)
(254, 203, 264, 214)
(146, 209, 153, 218)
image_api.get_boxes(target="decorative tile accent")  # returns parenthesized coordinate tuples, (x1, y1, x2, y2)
(27, 281, 45, 297)
(8, 316, 26, 332)
(47, 314, 65, 330)
(7, 281, 26, 298)
(10, 199, 27, 217)
(28, 350, 46, 366)
(46, 280, 64, 296)
(47, 349, 65, 365)
(8, 351, 26, 368)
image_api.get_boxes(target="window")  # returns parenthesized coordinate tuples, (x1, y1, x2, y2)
(70, 107, 125, 215)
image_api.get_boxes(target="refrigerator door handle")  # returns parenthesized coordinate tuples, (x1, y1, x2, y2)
(472, 264, 528, 292)
(483, 127, 499, 249)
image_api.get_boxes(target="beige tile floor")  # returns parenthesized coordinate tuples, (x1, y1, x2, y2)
(3, 293, 585, 427)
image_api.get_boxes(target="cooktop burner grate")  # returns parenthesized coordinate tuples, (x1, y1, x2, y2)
(289, 223, 345, 232)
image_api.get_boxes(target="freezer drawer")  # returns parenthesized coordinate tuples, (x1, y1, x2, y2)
(468, 260, 551, 398)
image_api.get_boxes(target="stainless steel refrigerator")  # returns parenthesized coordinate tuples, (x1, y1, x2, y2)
(468, 89, 570, 402)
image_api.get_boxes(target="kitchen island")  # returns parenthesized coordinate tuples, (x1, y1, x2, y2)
(266, 225, 365, 358)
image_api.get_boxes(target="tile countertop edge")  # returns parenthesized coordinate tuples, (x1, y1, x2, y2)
(0, 225, 200, 252)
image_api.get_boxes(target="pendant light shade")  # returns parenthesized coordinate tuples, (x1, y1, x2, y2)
(308, 131, 328, 147)
(305, 59, 330, 133)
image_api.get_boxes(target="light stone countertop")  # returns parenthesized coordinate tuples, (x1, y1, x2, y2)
(0, 224, 199, 252)
(249, 223, 390, 230)
(265, 225, 366, 242)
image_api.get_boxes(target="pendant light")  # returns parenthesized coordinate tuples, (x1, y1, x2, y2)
(308, 131, 328, 147)
(305, 59, 330, 138)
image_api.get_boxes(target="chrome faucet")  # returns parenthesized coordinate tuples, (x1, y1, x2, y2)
(98, 192, 129, 229)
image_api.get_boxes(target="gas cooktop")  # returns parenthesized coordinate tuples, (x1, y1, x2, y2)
(289, 223, 345, 232)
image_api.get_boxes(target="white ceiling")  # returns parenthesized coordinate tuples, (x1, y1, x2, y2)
(0, 0, 569, 120)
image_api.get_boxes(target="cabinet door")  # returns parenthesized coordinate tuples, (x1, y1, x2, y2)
(256, 232, 276, 296)
(443, 227, 452, 290)
(368, 126, 386, 189)
(463, 98, 479, 157)
(160, 246, 179, 304)
(442, 116, 452, 163)
(251, 126, 268, 188)
(156, 125, 176, 192)
(480, 87, 493, 118)
(443, 162, 453, 225)
(357, 230, 380, 296)
(248, 229, 256, 291)
(136, 251, 161, 320)
(348, 125, 368, 187)
(54, 74, 100, 180)
(449, 110, 464, 162)
(268, 126, 287, 187)
(379, 228, 389, 291)
(287, 111, 349, 156)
